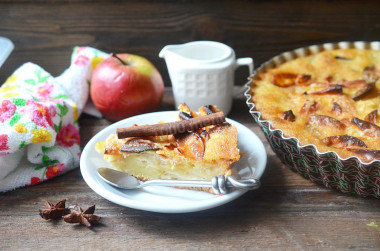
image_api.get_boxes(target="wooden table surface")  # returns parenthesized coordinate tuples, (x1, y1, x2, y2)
(0, 1, 379, 250)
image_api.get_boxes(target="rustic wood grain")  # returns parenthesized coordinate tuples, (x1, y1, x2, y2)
(0, 1, 379, 250)
(1, 0, 379, 85)
(0, 91, 379, 250)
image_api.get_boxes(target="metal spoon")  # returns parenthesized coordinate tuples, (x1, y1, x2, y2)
(97, 167, 261, 194)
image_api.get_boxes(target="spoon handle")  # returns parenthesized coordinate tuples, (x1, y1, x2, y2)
(139, 176, 261, 194)
(139, 179, 212, 188)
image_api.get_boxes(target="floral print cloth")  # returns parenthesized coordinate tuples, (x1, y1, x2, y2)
(0, 46, 109, 192)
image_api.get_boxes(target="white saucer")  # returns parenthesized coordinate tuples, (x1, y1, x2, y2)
(80, 111, 267, 213)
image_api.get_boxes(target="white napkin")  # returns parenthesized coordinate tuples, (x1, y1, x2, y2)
(0, 46, 109, 192)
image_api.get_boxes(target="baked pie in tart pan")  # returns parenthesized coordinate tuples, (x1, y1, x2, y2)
(245, 41, 380, 198)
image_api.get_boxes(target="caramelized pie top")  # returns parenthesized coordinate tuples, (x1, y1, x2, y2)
(251, 48, 380, 162)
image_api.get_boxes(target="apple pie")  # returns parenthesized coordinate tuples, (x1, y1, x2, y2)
(250, 48, 380, 162)
(95, 104, 240, 184)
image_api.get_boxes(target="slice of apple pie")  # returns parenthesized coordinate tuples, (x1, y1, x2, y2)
(95, 104, 240, 184)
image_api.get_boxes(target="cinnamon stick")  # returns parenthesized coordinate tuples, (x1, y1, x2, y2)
(117, 112, 225, 139)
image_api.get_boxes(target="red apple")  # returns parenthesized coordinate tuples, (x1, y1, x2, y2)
(90, 53, 164, 121)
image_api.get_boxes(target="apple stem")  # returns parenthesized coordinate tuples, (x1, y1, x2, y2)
(111, 53, 127, 65)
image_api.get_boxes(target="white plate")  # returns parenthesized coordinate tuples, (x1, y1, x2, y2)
(80, 111, 267, 213)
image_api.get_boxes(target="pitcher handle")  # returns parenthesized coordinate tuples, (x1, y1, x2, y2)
(233, 57, 254, 97)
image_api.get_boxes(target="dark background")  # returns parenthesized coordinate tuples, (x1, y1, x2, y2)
(1, 0, 379, 87)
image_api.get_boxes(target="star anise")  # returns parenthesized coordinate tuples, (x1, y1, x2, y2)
(62, 205, 101, 227)
(39, 199, 69, 220)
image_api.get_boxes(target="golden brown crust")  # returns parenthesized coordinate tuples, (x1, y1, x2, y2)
(251, 48, 380, 162)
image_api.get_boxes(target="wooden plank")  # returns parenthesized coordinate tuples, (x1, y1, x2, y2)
(1, 1, 379, 84)
(0, 1, 379, 249)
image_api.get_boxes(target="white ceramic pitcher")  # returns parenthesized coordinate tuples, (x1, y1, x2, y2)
(159, 41, 253, 114)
